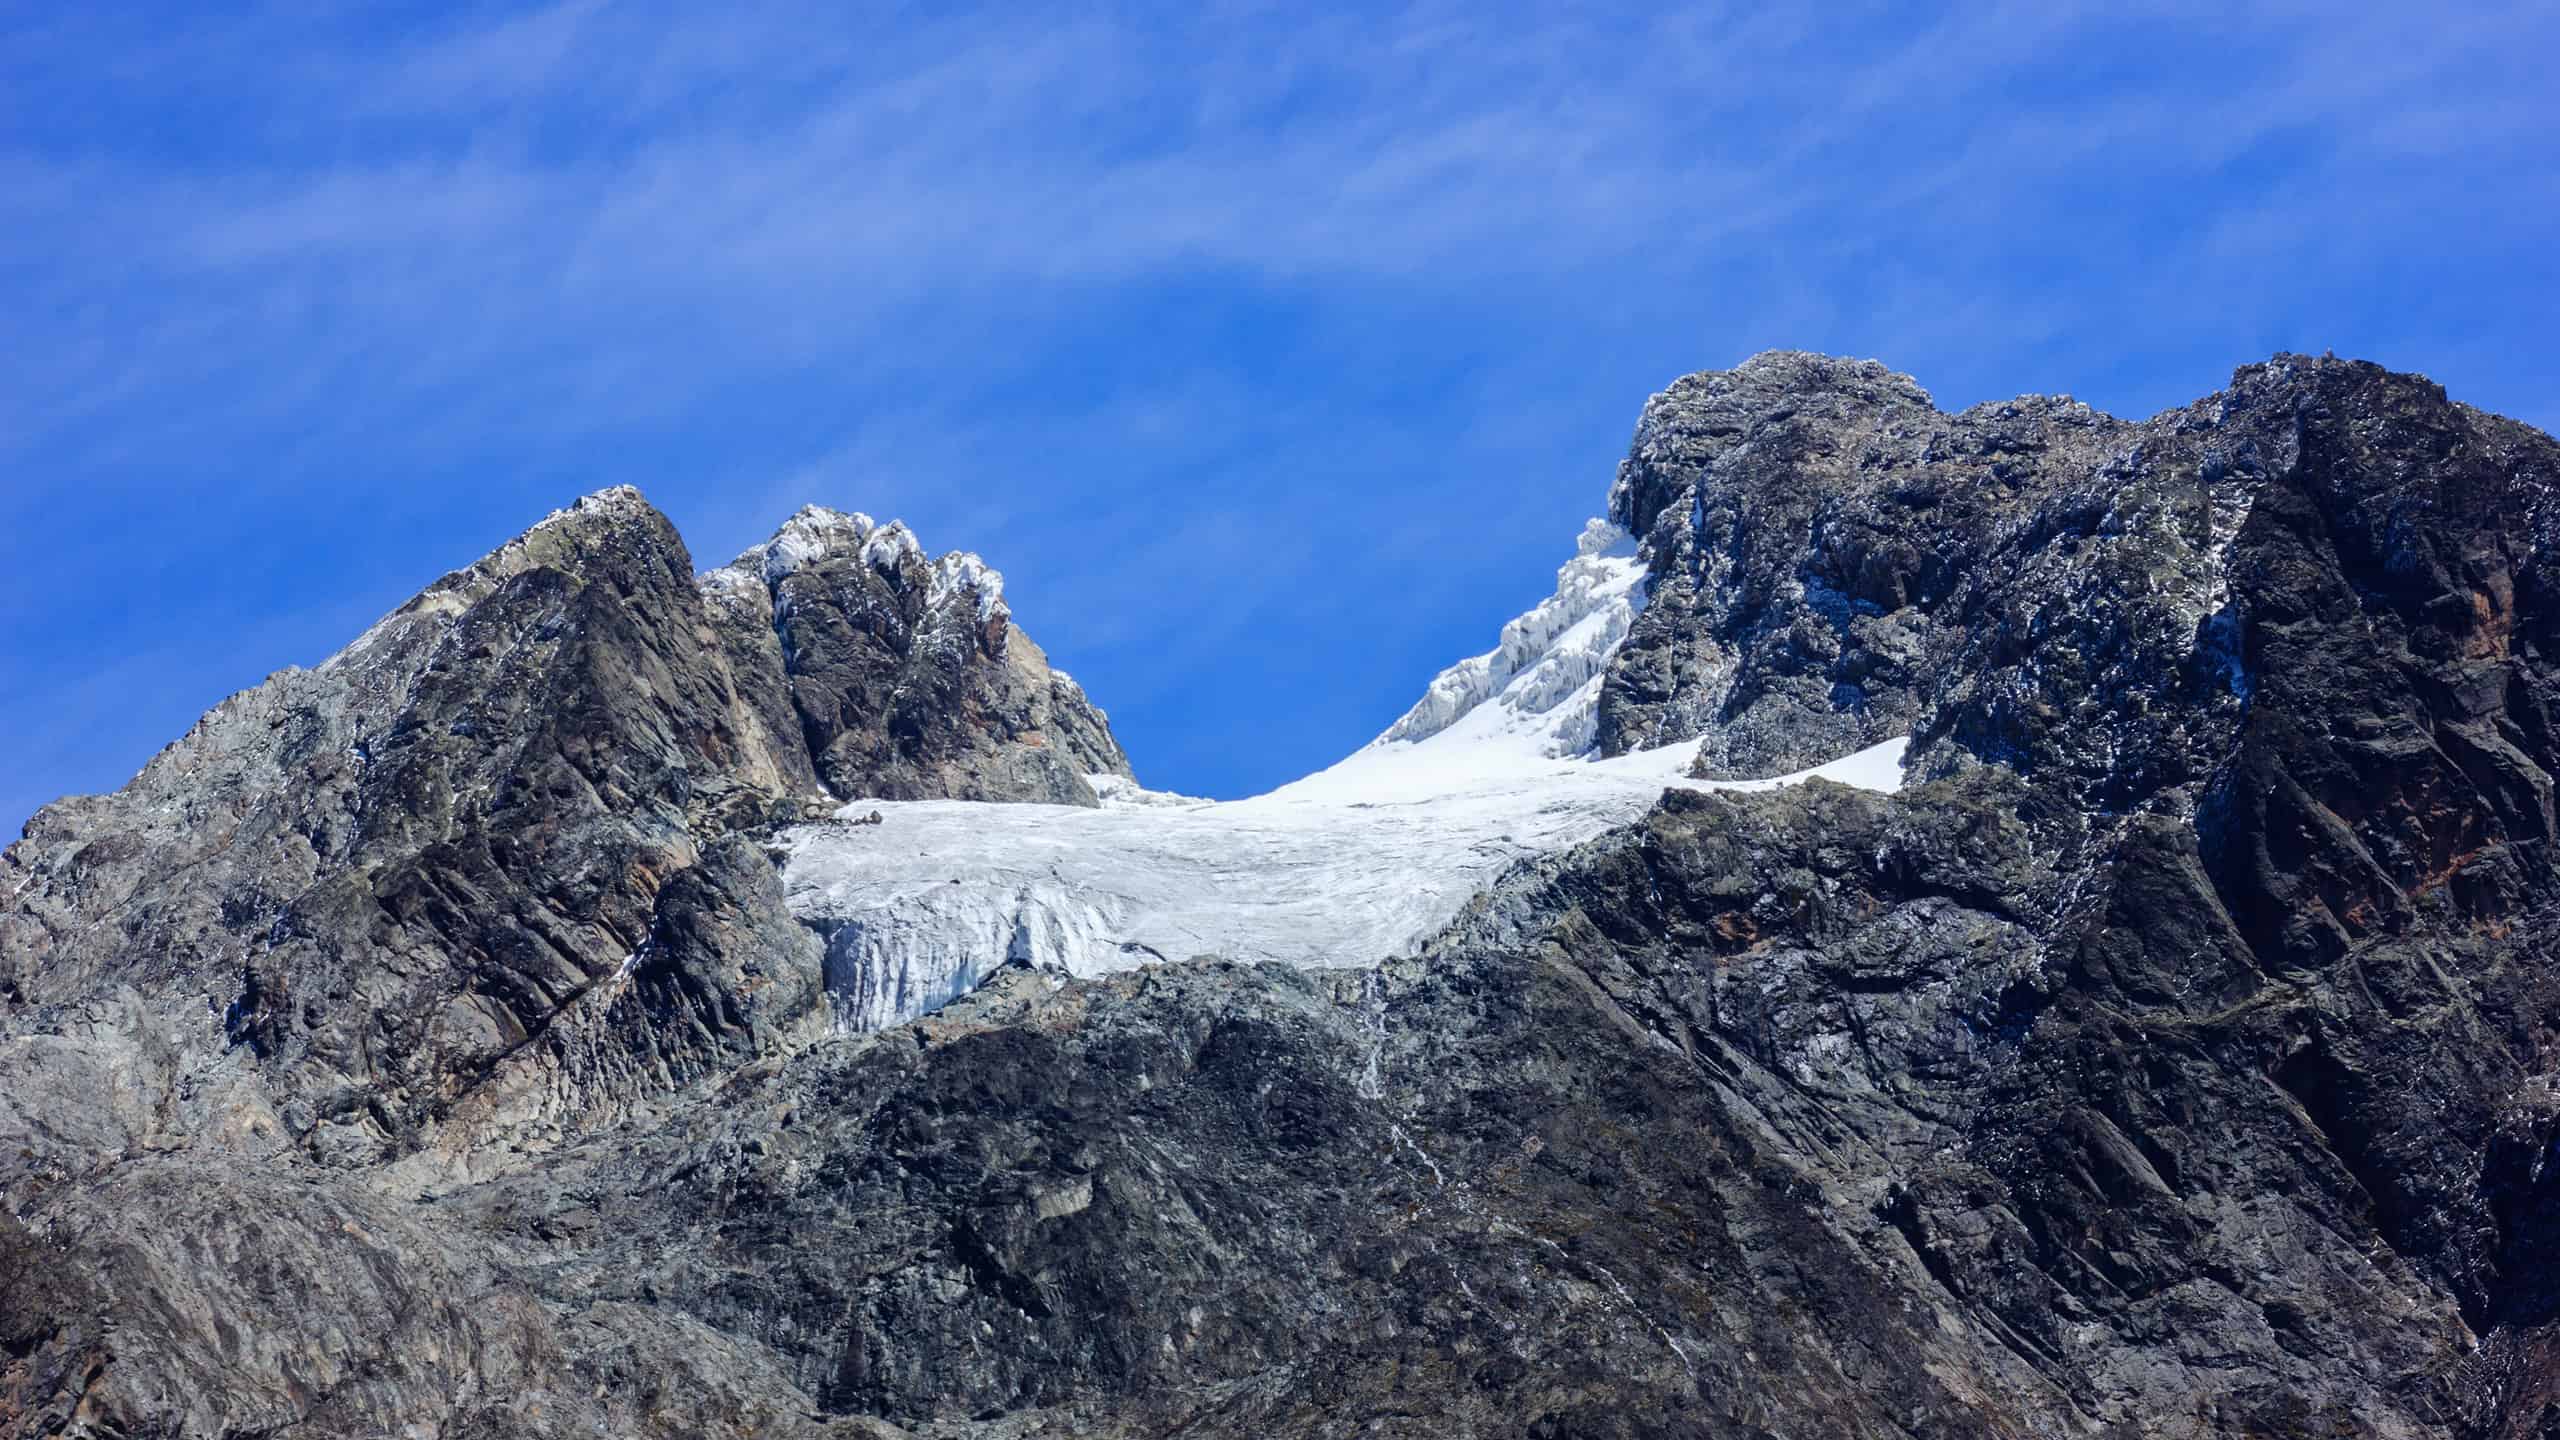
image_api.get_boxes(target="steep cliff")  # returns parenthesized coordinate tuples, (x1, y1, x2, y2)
(0, 490, 1126, 1176)
(5, 355, 2558, 1439)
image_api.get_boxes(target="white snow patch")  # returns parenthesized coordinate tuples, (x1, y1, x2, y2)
(778, 509, 1907, 1031)
(723, 507, 998, 617)
(1089, 774, 1213, 810)
(758, 506, 877, 584)
(928, 551, 1008, 623)
(1374, 518, 1647, 757)
(783, 734, 1907, 1030)
(698, 565, 763, 599)
(861, 519, 924, 572)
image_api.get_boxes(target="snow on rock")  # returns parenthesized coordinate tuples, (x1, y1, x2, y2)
(734, 507, 1010, 623)
(1373, 518, 1646, 757)
(760, 506, 877, 583)
(862, 519, 925, 572)
(927, 550, 1009, 624)
(781, 510, 1907, 1030)
(783, 734, 1909, 1031)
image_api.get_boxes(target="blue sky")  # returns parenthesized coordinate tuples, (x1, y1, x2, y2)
(5, 2, 2556, 831)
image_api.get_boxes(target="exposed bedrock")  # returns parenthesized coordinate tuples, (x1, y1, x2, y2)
(5, 353, 2560, 1437)
(0, 490, 1126, 1172)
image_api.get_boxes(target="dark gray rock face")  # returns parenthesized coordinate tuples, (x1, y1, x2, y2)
(1588, 351, 2560, 1432)
(6, 357, 2560, 1439)
(708, 507, 1131, 807)
(1596, 352, 2137, 777)
(0, 489, 1126, 1174)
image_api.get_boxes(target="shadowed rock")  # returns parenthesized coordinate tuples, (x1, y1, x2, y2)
(6, 357, 2559, 1438)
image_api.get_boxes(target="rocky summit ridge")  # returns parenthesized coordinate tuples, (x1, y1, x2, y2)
(6, 352, 2560, 1439)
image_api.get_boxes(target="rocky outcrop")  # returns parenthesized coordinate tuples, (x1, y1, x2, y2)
(1597, 352, 2135, 778)
(6, 355, 2560, 1438)
(708, 506, 1131, 807)
(0, 488, 1126, 1174)
(1584, 351, 2560, 1431)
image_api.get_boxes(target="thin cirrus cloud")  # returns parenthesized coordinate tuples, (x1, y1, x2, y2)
(13, 5, 2545, 400)
(1, 1, 2554, 831)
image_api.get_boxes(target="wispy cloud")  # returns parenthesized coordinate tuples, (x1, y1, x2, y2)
(9, 2, 2552, 449)
(2, 0, 2555, 820)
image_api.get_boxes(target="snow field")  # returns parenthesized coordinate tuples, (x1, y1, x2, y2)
(778, 513, 1909, 1029)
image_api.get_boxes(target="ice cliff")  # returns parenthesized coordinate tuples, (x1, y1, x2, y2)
(780, 515, 1905, 1030)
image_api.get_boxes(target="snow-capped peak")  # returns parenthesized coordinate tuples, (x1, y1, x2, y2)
(1369, 517, 1646, 758)
(756, 505, 877, 584)
(860, 519, 923, 572)
(928, 550, 1008, 624)
(740, 508, 981, 600)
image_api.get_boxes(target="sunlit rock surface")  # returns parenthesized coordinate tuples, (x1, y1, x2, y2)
(7, 354, 2560, 1438)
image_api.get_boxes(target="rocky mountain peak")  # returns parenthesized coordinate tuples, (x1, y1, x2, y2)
(701, 501, 1124, 807)
(1, 483, 1130, 1172)
(9, 358, 2560, 1439)
(1605, 350, 1938, 539)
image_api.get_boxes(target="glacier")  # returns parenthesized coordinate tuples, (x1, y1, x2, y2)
(1371, 517, 1648, 755)
(778, 516, 1909, 1031)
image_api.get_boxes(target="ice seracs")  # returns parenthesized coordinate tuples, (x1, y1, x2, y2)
(1372, 518, 1646, 757)
(784, 734, 1909, 1030)
(779, 512, 1909, 1032)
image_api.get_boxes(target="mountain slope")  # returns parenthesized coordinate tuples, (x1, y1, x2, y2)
(6, 354, 2560, 1438)
(0, 491, 1127, 1173)
(780, 510, 1895, 1031)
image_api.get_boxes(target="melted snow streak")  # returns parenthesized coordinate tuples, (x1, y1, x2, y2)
(783, 512, 1907, 1030)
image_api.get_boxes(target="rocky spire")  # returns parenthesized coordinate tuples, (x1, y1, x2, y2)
(701, 504, 1131, 806)
(0, 485, 1132, 1173)
(9, 358, 2560, 1438)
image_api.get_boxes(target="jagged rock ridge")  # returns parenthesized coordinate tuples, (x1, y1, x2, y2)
(0, 488, 1128, 1172)
(5, 354, 2560, 1439)
(707, 505, 1130, 806)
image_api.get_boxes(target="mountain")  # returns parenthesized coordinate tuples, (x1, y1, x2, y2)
(784, 511, 1898, 1033)
(5, 353, 2558, 1438)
